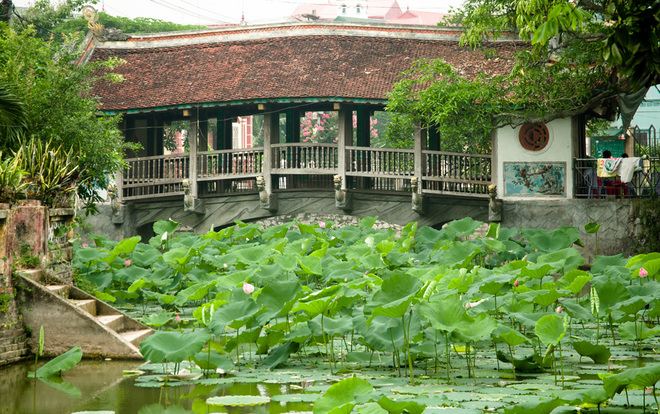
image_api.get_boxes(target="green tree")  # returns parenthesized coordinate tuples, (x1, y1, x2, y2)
(0, 23, 136, 211)
(13, 0, 202, 44)
(12, 0, 91, 41)
(388, 0, 659, 149)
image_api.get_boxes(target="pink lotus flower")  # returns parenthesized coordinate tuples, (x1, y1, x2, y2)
(82, 243, 88, 248)
(175, 314, 181, 322)
(514, 280, 519, 288)
(319, 221, 326, 228)
(639, 267, 648, 278)
(125, 259, 131, 266)
(556, 305, 562, 313)
(243, 282, 255, 294)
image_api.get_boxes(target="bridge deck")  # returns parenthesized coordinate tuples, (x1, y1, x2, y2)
(119, 145, 492, 201)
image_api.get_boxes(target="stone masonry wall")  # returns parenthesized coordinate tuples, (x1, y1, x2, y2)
(0, 201, 75, 366)
(501, 199, 637, 263)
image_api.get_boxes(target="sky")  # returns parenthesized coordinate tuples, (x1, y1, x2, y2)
(13, 0, 458, 26)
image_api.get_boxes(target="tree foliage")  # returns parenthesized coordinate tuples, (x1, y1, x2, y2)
(388, 0, 659, 149)
(0, 23, 136, 210)
(13, 0, 202, 44)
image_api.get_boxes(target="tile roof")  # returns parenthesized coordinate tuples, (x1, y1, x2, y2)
(87, 23, 524, 113)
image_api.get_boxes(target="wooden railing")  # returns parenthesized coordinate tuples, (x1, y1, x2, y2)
(122, 153, 189, 199)
(347, 146, 415, 177)
(119, 146, 493, 200)
(197, 148, 264, 180)
(423, 150, 491, 196)
(271, 143, 338, 173)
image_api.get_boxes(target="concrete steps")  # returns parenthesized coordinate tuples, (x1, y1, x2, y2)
(16, 269, 153, 359)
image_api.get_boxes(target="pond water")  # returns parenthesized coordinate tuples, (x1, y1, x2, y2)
(2, 353, 658, 414)
(0, 359, 315, 414)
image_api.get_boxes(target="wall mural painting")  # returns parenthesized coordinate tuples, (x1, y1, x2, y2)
(504, 162, 565, 196)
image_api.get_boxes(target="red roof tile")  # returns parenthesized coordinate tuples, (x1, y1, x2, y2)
(87, 24, 524, 113)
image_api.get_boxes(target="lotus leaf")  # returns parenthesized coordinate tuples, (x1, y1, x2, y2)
(584, 222, 601, 234)
(496, 351, 545, 373)
(162, 247, 195, 266)
(433, 241, 482, 268)
(206, 395, 270, 406)
(74, 247, 109, 264)
(498, 328, 529, 347)
(571, 340, 611, 364)
(591, 254, 627, 274)
(192, 351, 233, 372)
(556, 270, 592, 294)
(522, 228, 574, 252)
(313, 376, 374, 414)
(455, 313, 497, 342)
(619, 321, 660, 341)
(141, 311, 175, 327)
(298, 255, 323, 275)
(29, 346, 82, 378)
(602, 364, 660, 397)
(532, 288, 562, 309)
(139, 330, 211, 364)
(535, 248, 584, 273)
(591, 277, 630, 315)
(261, 340, 300, 369)
(420, 293, 469, 334)
(375, 395, 425, 414)
(131, 246, 162, 267)
(535, 314, 567, 346)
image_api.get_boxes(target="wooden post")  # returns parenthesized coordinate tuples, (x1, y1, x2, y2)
(285, 109, 300, 143)
(338, 108, 353, 190)
(414, 120, 426, 184)
(189, 110, 198, 199)
(263, 112, 279, 194)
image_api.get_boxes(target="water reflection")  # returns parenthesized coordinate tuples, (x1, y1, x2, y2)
(0, 360, 313, 414)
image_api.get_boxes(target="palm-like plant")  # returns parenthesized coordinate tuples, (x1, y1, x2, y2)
(0, 82, 27, 152)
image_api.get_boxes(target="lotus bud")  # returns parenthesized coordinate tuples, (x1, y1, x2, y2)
(639, 267, 648, 278)
(556, 305, 562, 313)
(243, 282, 255, 294)
(514, 280, 519, 288)
(125, 259, 131, 266)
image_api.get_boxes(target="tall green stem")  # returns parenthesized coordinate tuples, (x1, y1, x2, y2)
(558, 342, 565, 389)
(402, 314, 414, 385)
(321, 313, 333, 375)
(444, 332, 451, 383)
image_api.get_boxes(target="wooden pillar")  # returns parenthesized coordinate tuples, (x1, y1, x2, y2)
(428, 125, 440, 151)
(263, 112, 279, 193)
(199, 111, 209, 152)
(216, 109, 233, 150)
(285, 109, 300, 143)
(356, 107, 370, 147)
(155, 119, 164, 156)
(338, 108, 353, 190)
(189, 111, 198, 199)
(414, 120, 426, 184)
(125, 118, 137, 158)
(147, 115, 157, 156)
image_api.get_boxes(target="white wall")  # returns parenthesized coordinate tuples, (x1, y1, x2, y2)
(493, 118, 574, 200)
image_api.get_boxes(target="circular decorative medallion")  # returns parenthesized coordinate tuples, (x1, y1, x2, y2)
(519, 123, 550, 151)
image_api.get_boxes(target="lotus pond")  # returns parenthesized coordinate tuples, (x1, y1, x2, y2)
(29, 217, 660, 413)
